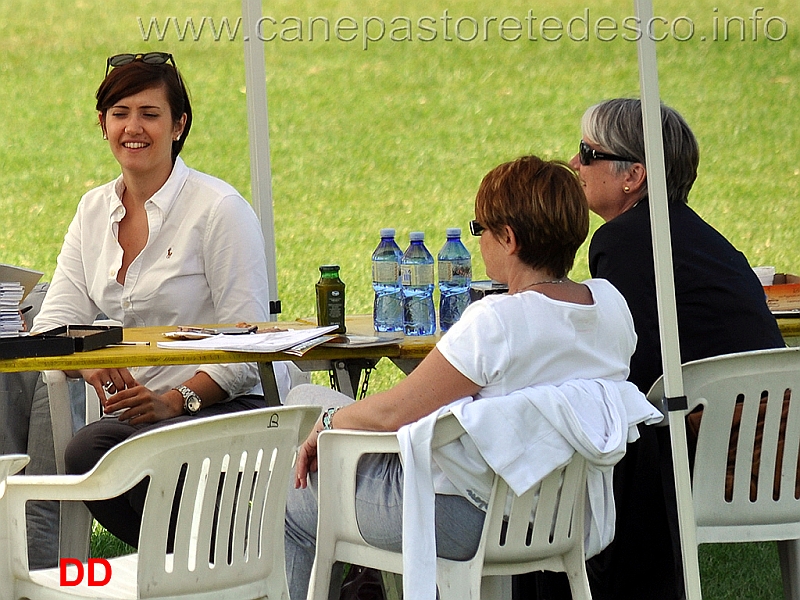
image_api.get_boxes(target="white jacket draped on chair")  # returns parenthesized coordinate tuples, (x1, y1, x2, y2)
(398, 378, 663, 600)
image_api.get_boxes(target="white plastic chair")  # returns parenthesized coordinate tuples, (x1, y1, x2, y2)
(43, 358, 307, 562)
(648, 347, 800, 599)
(307, 413, 592, 600)
(0, 454, 30, 600)
(0, 404, 320, 600)
(43, 369, 101, 562)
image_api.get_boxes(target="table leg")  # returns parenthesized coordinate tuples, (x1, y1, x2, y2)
(284, 358, 382, 400)
(258, 362, 282, 407)
(330, 359, 378, 399)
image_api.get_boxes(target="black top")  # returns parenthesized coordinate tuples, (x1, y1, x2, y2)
(589, 198, 784, 393)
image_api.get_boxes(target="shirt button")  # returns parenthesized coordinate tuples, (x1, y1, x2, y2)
(109, 269, 115, 277)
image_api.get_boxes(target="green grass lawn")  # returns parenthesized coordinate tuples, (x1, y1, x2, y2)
(2, 0, 799, 596)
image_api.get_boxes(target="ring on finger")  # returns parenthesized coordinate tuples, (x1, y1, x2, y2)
(103, 381, 115, 393)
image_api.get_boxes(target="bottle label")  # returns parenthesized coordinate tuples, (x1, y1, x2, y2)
(401, 263, 434, 286)
(326, 290, 344, 321)
(372, 261, 400, 284)
(438, 261, 472, 282)
(316, 282, 346, 333)
(438, 261, 454, 282)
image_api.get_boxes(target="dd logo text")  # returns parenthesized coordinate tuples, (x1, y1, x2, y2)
(59, 558, 112, 586)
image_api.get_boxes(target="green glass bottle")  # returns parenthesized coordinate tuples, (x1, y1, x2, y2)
(316, 265, 346, 333)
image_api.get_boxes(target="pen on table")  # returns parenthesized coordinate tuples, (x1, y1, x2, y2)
(110, 341, 150, 346)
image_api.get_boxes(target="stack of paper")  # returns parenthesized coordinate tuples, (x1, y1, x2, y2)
(0, 281, 25, 337)
(0, 263, 43, 302)
(157, 325, 340, 353)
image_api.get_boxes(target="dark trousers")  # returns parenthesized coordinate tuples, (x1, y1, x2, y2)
(64, 394, 266, 547)
(513, 425, 684, 600)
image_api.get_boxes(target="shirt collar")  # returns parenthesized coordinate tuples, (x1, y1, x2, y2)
(147, 157, 190, 214)
(110, 157, 190, 215)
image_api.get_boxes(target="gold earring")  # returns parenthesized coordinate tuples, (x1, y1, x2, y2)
(102, 133, 108, 140)
(623, 186, 631, 193)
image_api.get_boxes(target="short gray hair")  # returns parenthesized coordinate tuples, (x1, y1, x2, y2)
(581, 98, 699, 204)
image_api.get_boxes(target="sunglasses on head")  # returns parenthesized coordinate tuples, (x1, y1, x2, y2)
(579, 140, 636, 166)
(105, 52, 177, 77)
(469, 220, 485, 236)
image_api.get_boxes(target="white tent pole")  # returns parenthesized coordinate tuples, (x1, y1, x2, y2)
(634, 1, 700, 598)
(242, 0, 280, 320)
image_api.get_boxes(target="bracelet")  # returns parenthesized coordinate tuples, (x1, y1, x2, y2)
(321, 406, 341, 430)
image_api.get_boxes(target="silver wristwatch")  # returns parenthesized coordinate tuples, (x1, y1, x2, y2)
(174, 385, 202, 416)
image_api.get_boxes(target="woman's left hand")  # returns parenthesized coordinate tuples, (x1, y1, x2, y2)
(104, 385, 184, 425)
(294, 419, 323, 489)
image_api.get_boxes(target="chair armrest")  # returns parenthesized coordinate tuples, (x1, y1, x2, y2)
(318, 429, 400, 454)
(5, 472, 143, 505)
(2, 471, 145, 576)
(315, 429, 400, 550)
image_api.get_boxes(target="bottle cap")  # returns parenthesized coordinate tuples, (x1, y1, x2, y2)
(446, 228, 462, 237)
(409, 231, 425, 242)
(379, 228, 396, 238)
(319, 264, 340, 273)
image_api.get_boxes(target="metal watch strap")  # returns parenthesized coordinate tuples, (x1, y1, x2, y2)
(174, 384, 202, 415)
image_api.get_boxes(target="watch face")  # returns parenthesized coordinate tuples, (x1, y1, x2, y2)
(187, 396, 201, 413)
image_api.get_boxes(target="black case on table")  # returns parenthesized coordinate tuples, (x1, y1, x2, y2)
(0, 325, 123, 359)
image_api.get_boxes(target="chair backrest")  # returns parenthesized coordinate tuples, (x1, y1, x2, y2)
(648, 347, 800, 543)
(89, 405, 319, 598)
(428, 413, 588, 570)
(481, 453, 588, 570)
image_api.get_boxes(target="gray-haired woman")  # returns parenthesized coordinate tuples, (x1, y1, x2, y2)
(532, 98, 783, 600)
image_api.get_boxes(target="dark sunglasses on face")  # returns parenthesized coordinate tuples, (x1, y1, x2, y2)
(469, 220, 485, 236)
(105, 52, 177, 77)
(579, 140, 636, 166)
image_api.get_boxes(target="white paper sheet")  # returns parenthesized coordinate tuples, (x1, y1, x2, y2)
(156, 325, 339, 353)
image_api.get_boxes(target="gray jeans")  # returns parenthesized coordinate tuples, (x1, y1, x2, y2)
(283, 386, 486, 600)
(0, 372, 61, 569)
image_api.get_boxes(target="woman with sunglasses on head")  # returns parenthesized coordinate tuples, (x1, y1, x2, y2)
(31, 52, 288, 548)
(516, 99, 783, 600)
(284, 155, 662, 600)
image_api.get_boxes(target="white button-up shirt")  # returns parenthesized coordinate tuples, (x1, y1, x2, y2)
(33, 158, 270, 398)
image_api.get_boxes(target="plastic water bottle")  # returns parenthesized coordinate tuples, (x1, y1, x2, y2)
(438, 228, 472, 332)
(372, 228, 403, 332)
(400, 232, 436, 336)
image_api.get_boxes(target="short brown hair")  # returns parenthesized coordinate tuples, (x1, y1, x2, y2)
(475, 156, 589, 278)
(96, 60, 192, 161)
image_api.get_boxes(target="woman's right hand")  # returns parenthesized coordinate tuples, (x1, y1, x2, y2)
(295, 419, 324, 489)
(78, 368, 137, 411)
